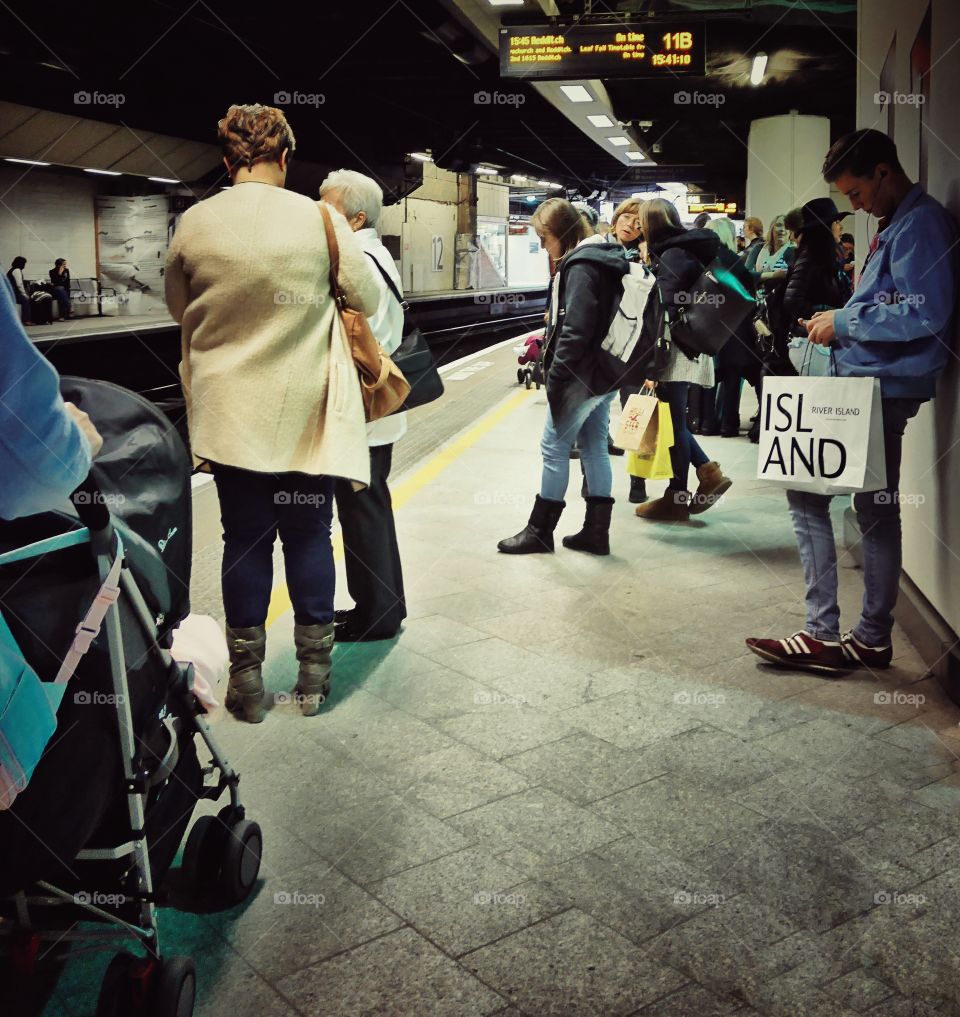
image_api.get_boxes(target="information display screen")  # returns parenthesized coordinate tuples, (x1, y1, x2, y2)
(500, 22, 706, 79)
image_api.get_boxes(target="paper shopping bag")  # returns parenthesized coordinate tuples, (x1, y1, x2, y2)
(626, 401, 675, 480)
(614, 391, 658, 453)
(756, 375, 886, 495)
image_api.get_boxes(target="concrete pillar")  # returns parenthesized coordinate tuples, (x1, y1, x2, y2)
(455, 172, 479, 290)
(745, 112, 831, 230)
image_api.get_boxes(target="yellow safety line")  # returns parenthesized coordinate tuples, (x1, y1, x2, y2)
(264, 386, 536, 628)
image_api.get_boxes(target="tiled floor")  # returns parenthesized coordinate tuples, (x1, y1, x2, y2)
(32, 361, 960, 1015)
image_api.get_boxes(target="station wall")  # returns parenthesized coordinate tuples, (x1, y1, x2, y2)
(0, 165, 99, 280)
(858, 0, 960, 636)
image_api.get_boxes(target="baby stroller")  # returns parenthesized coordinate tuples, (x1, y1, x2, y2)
(0, 378, 262, 1017)
(514, 328, 545, 390)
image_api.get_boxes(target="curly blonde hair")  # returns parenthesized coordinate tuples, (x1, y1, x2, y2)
(218, 104, 296, 173)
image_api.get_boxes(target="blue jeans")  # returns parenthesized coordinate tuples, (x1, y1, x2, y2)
(52, 285, 70, 318)
(540, 392, 616, 500)
(660, 382, 710, 492)
(785, 397, 922, 645)
(211, 463, 335, 628)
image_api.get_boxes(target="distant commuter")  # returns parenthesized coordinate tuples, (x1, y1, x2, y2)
(692, 211, 711, 229)
(6, 257, 31, 325)
(320, 169, 407, 643)
(49, 258, 72, 320)
(840, 231, 855, 285)
(747, 129, 959, 674)
(498, 197, 627, 556)
(709, 217, 763, 437)
(741, 216, 764, 274)
(0, 282, 99, 519)
(635, 199, 732, 522)
(165, 103, 379, 722)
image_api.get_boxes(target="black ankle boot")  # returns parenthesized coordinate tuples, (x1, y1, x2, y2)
(628, 476, 647, 504)
(498, 495, 565, 554)
(562, 496, 615, 555)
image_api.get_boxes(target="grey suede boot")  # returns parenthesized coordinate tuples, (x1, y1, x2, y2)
(225, 625, 267, 724)
(294, 622, 335, 717)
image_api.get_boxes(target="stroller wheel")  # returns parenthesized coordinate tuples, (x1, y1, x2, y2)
(219, 818, 263, 905)
(524, 371, 532, 390)
(517, 367, 525, 384)
(97, 951, 151, 1017)
(150, 955, 196, 1017)
(180, 815, 224, 892)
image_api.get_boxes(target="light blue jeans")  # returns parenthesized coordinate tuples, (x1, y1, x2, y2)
(785, 397, 922, 645)
(540, 392, 616, 501)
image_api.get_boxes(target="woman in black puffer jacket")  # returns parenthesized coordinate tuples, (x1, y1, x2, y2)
(498, 198, 630, 557)
(635, 199, 735, 523)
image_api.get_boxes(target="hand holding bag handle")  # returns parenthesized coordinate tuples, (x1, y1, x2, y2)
(317, 204, 409, 421)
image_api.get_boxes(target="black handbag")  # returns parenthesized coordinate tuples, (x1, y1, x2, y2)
(668, 251, 757, 358)
(366, 254, 445, 412)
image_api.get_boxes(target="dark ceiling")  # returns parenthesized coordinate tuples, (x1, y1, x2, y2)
(0, 0, 856, 204)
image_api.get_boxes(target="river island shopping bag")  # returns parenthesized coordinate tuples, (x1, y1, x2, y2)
(756, 374, 886, 495)
(626, 400, 675, 481)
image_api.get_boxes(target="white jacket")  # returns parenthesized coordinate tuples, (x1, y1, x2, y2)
(354, 228, 408, 447)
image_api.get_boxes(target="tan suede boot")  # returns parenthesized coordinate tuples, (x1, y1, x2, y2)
(225, 626, 267, 724)
(293, 622, 334, 717)
(635, 490, 690, 522)
(690, 462, 732, 515)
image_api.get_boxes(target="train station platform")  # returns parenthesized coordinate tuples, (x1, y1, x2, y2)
(45, 339, 960, 1016)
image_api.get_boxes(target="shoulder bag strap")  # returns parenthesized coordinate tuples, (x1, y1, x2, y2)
(318, 203, 346, 309)
(365, 252, 405, 307)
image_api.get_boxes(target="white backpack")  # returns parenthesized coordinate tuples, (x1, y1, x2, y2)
(600, 261, 657, 365)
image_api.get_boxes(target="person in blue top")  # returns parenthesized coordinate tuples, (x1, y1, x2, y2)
(747, 129, 958, 675)
(0, 279, 100, 520)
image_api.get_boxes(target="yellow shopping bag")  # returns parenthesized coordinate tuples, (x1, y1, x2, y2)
(626, 401, 675, 480)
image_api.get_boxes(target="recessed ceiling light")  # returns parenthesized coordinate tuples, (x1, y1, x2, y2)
(560, 85, 593, 103)
(626, 151, 645, 160)
(476, 166, 498, 174)
(408, 152, 433, 162)
(488, 0, 524, 5)
(607, 136, 631, 147)
(751, 52, 768, 85)
(587, 114, 614, 128)
(148, 176, 179, 184)
(84, 168, 122, 176)
(5, 158, 50, 166)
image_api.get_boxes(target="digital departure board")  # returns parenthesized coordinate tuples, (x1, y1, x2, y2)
(500, 22, 706, 79)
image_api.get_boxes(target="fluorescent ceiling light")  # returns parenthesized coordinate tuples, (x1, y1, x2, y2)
(626, 151, 645, 160)
(408, 152, 433, 162)
(560, 85, 593, 103)
(476, 166, 497, 174)
(750, 52, 768, 85)
(84, 168, 121, 176)
(5, 157, 50, 166)
(148, 176, 179, 184)
(607, 136, 630, 147)
(488, 0, 524, 5)
(537, 180, 563, 189)
(511, 174, 529, 182)
(587, 114, 614, 128)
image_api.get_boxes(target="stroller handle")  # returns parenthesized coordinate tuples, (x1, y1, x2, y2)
(70, 475, 111, 533)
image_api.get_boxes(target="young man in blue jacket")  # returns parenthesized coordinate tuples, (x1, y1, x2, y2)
(747, 129, 958, 674)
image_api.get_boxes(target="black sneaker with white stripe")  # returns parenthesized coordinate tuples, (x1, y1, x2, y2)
(841, 631, 893, 669)
(745, 630, 852, 676)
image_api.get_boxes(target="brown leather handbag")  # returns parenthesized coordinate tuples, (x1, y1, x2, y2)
(318, 203, 410, 421)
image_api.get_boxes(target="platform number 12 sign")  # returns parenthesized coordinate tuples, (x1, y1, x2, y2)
(431, 235, 444, 272)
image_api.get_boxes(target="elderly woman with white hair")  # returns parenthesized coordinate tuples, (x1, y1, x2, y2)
(319, 169, 407, 642)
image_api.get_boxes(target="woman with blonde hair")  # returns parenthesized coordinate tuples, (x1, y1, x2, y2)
(635, 198, 732, 522)
(498, 197, 630, 556)
(608, 198, 643, 255)
(165, 103, 378, 722)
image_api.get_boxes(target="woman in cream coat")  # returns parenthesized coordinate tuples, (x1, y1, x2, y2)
(165, 103, 378, 722)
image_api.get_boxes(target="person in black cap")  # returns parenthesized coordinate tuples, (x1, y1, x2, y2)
(778, 197, 850, 355)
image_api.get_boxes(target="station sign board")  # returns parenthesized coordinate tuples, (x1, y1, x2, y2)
(500, 22, 706, 79)
(688, 201, 738, 214)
